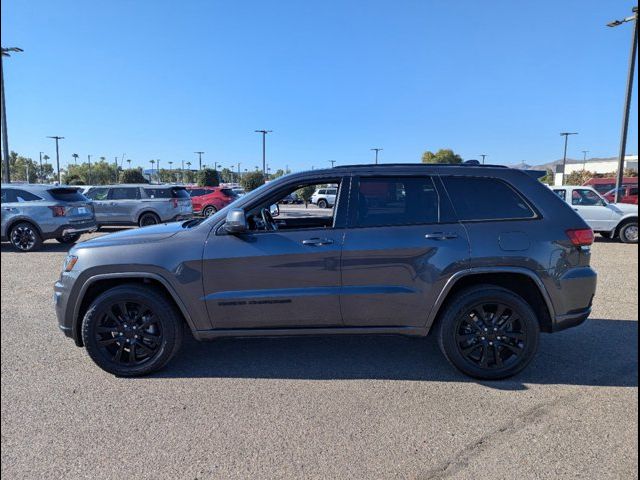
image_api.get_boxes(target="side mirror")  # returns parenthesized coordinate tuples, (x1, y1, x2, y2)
(270, 203, 280, 217)
(224, 209, 248, 234)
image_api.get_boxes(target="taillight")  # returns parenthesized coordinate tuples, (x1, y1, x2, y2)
(566, 229, 594, 247)
(49, 206, 67, 217)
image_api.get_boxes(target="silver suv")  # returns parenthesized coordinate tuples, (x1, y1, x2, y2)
(1, 184, 97, 251)
(84, 185, 193, 227)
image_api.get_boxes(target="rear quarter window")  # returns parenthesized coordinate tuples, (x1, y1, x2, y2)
(443, 176, 537, 221)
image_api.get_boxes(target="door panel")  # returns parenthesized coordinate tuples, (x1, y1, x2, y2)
(203, 229, 344, 329)
(340, 224, 469, 327)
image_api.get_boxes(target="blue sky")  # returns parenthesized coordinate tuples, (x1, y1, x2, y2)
(1, 0, 638, 171)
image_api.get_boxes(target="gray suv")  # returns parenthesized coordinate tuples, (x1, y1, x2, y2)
(1, 184, 97, 251)
(84, 185, 193, 227)
(54, 164, 597, 379)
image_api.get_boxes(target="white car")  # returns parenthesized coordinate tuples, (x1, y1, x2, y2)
(551, 185, 638, 243)
(310, 187, 338, 208)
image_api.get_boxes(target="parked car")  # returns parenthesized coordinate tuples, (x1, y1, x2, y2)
(186, 186, 238, 217)
(84, 185, 193, 227)
(279, 192, 303, 204)
(55, 163, 598, 379)
(1, 184, 97, 252)
(310, 186, 338, 208)
(583, 176, 638, 195)
(603, 185, 638, 205)
(551, 185, 638, 243)
(231, 187, 246, 197)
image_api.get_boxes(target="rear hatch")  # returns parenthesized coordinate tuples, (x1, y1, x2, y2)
(47, 188, 95, 223)
(171, 187, 193, 213)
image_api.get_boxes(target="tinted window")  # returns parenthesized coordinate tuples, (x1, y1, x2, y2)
(327, 189, 337, 195)
(110, 187, 140, 200)
(1, 189, 17, 203)
(572, 189, 603, 206)
(11, 189, 43, 202)
(171, 188, 190, 199)
(219, 188, 237, 198)
(48, 188, 86, 202)
(189, 189, 207, 197)
(630, 187, 638, 196)
(355, 177, 439, 227)
(443, 177, 536, 221)
(317, 190, 326, 195)
(86, 188, 109, 200)
(144, 188, 172, 199)
(592, 184, 614, 194)
(553, 189, 567, 201)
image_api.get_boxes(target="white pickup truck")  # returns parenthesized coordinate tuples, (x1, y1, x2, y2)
(551, 185, 638, 243)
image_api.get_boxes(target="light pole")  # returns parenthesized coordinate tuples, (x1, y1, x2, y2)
(560, 132, 578, 184)
(195, 151, 204, 170)
(479, 154, 487, 165)
(150, 160, 156, 183)
(582, 150, 589, 171)
(371, 148, 383, 164)
(47, 136, 64, 184)
(87, 155, 92, 184)
(329, 160, 336, 168)
(255, 130, 272, 174)
(39, 152, 44, 183)
(1, 46, 23, 183)
(608, 6, 638, 203)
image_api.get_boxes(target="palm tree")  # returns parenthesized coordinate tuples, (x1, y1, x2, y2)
(186, 162, 192, 183)
(99, 156, 106, 163)
(127, 159, 132, 169)
(168, 161, 174, 182)
(72, 153, 79, 165)
(149, 160, 156, 183)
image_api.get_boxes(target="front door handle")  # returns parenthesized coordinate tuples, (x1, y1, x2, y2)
(425, 232, 459, 240)
(302, 238, 334, 246)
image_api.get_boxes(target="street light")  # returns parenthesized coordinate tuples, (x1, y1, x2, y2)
(1, 46, 23, 183)
(582, 150, 589, 171)
(370, 148, 383, 164)
(47, 136, 64, 184)
(560, 132, 578, 184)
(194, 151, 204, 170)
(479, 154, 488, 165)
(607, 6, 638, 203)
(255, 130, 272, 174)
(329, 160, 336, 168)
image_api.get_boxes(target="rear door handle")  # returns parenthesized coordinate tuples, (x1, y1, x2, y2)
(302, 238, 334, 246)
(425, 232, 459, 240)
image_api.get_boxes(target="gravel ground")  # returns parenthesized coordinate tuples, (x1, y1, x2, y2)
(1, 233, 637, 480)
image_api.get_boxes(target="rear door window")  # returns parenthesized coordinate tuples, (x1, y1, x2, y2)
(12, 189, 43, 202)
(442, 176, 536, 221)
(110, 187, 140, 200)
(354, 176, 439, 227)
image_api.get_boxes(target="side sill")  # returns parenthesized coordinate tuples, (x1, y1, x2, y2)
(192, 325, 429, 341)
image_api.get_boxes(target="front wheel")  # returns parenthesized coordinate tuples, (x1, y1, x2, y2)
(437, 285, 540, 380)
(56, 233, 81, 244)
(81, 285, 183, 376)
(317, 199, 328, 209)
(618, 221, 638, 244)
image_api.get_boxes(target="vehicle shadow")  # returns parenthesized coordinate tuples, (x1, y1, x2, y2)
(155, 318, 638, 389)
(0, 227, 130, 253)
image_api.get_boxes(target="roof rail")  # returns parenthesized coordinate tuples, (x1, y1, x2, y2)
(333, 163, 508, 169)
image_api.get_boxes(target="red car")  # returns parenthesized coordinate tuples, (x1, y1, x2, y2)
(604, 185, 639, 205)
(186, 186, 238, 216)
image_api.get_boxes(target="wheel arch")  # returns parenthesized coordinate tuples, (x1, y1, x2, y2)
(137, 209, 161, 224)
(615, 215, 638, 231)
(5, 217, 44, 238)
(71, 272, 196, 347)
(427, 268, 555, 334)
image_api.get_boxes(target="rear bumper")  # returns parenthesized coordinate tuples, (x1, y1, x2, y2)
(553, 307, 592, 332)
(45, 220, 98, 239)
(549, 267, 597, 332)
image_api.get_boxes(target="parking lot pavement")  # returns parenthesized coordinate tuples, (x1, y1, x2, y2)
(1, 235, 637, 480)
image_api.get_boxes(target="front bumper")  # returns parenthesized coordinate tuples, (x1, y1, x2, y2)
(54, 271, 80, 343)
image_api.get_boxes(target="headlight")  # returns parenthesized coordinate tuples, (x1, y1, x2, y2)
(63, 255, 78, 272)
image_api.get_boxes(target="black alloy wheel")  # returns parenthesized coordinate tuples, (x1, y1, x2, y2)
(10, 222, 43, 252)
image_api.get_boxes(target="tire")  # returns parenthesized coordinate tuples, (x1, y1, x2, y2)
(202, 205, 217, 217)
(436, 285, 540, 380)
(9, 222, 43, 252)
(56, 233, 81, 244)
(618, 220, 638, 244)
(138, 212, 161, 227)
(317, 199, 328, 209)
(81, 285, 183, 376)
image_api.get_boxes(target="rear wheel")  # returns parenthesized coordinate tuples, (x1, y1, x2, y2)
(138, 212, 161, 227)
(56, 233, 81, 244)
(437, 285, 540, 380)
(202, 205, 217, 217)
(9, 222, 43, 252)
(81, 285, 183, 376)
(317, 199, 328, 209)
(618, 220, 638, 244)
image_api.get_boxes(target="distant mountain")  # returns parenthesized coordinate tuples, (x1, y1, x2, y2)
(508, 156, 631, 171)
